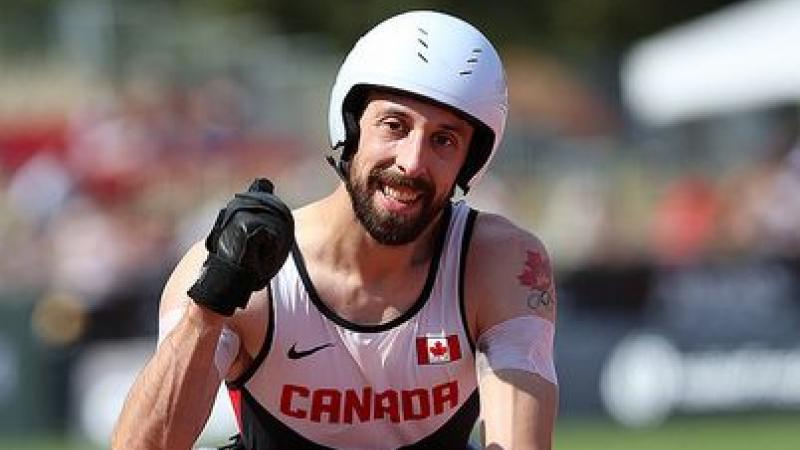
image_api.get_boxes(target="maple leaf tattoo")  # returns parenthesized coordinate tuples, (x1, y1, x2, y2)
(517, 250, 553, 311)
(517, 250, 551, 291)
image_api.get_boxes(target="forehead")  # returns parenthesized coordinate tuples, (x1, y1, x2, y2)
(363, 90, 474, 133)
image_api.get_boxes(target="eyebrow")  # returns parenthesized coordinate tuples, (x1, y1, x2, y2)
(379, 106, 471, 135)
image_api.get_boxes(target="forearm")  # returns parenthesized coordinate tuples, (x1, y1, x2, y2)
(480, 369, 558, 450)
(112, 305, 225, 450)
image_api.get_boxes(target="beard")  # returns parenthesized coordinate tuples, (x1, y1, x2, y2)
(345, 163, 448, 246)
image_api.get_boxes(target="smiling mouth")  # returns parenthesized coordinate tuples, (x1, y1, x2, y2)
(380, 184, 422, 204)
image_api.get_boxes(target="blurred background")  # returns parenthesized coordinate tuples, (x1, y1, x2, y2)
(1, 0, 799, 449)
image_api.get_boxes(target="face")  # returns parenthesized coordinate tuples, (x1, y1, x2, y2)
(345, 91, 474, 245)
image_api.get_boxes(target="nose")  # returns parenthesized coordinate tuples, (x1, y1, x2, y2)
(394, 132, 427, 178)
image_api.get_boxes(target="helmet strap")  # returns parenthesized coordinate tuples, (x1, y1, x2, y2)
(328, 90, 364, 182)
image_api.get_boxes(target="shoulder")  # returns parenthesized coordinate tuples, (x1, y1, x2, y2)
(469, 212, 545, 257)
(465, 211, 556, 335)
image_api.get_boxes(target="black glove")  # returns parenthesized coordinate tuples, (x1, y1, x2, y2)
(187, 178, 294, 316)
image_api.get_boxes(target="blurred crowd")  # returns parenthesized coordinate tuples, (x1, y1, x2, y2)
(0, 75, 313, 344)
(2, 67, 800, 348)
(496, 107, 800, 271)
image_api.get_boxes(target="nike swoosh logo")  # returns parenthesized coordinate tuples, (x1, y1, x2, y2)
(287, 342, 334, 360)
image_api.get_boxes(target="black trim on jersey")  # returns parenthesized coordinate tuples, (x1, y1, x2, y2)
(235, 385, 479, 450)
(291, 203, 453, 333)
(458, 208, 479, 353)
(228, 286, 276, 389)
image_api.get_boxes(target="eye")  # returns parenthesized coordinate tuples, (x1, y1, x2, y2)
(431, 132, 458, 149)
(379, 117, 408, 136)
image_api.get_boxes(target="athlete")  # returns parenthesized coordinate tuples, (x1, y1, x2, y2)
(112, 10, 557, 450)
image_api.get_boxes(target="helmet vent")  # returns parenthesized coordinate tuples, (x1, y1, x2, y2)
(460, 53, 480, 76)
(461, 48, 481, 75)
(417, 28, 429, 63)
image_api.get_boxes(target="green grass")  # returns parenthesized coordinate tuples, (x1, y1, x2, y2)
(555, 413, 800, 450)
(0, 436, 99, 450)
(4, 413, 800, 450)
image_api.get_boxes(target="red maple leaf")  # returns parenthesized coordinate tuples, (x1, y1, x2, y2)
(517, 250, 550, 291)
(429, 341, 448, 357)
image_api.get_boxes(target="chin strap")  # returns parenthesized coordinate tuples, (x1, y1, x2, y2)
(325, 149, 350, 182)
(327, 99, 362, 182)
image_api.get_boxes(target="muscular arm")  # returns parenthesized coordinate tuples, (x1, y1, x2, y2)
(467, 214, 558, 450)
(113, 179, 289, 449)
(112, 243, 226, 450)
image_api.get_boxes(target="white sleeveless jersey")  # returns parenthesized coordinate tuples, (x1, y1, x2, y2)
(227, 201, 480, 450)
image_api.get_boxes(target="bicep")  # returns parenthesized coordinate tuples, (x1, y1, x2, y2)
(467, 215, 557, 337)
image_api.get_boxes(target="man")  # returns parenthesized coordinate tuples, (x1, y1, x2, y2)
(113, 10, 557, 450)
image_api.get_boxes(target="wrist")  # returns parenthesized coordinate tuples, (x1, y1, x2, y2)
(185, 303, 226, 331)
(159, 303, 225, 351)
(187, 253, 255, 316)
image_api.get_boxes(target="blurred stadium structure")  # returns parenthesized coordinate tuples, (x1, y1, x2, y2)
(1, 0, 799, 448)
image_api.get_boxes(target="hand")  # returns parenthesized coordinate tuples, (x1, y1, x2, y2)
(188, 178, 294, 316)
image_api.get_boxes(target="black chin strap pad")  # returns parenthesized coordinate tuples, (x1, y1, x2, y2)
(327, 107, 360, 182)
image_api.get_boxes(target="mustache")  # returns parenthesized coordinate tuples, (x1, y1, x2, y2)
(368, 167, 433, 195)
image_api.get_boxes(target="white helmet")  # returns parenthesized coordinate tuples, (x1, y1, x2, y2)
(327, 10, 508, 192)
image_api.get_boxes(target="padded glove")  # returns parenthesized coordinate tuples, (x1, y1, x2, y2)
(187, 178, 294, 316)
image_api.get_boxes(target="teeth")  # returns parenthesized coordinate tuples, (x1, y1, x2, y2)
(382, 185, 420, 203)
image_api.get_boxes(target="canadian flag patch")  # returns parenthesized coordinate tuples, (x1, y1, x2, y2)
(416, 335, 462, 365)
